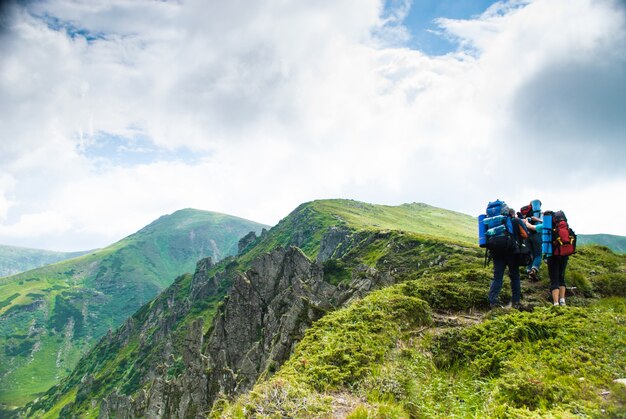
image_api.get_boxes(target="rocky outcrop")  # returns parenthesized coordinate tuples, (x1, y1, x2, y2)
(188, 257, 214, 301)
(238, 232, 258, 255)
(317, 226, 351, 262)
(98, 391, 133, 419)
(200, 247, 393, 406)
(101, 245, 394, 418)
(204, 247, 334, 400)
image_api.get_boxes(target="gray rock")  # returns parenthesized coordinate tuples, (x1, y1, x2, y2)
(238, 231, 258, 255)
(317, 226, 351, 262)
(98, 391, 132, 419)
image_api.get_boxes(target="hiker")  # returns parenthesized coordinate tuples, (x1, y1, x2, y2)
(524, 212, 573, 306)
(487, 207, 529, 309)
(519, 200, 543, 280)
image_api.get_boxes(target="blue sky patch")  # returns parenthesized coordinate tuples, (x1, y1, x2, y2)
(386, 0, 499, 55)
(38, 13, 107, 43)
(77, 132, 208, 167)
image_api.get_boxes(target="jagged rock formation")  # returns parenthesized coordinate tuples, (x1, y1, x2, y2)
(317, 226, 351, 262)
(237, 231, 258, 254)
(97, 245, 393, 418)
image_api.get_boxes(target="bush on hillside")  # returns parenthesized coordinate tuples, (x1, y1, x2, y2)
(279, 289, 431, 390)
(564, 270, 593, 297)
(592, 273, 626, 297)
(401, 270, 491, 311)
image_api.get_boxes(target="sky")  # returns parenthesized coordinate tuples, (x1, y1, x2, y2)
(0, 0, 625, 252)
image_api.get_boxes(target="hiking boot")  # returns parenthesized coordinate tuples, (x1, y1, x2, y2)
(528, 267, 539, 281)
(512, 302, 523, 310)
(559, 299, 566, 306)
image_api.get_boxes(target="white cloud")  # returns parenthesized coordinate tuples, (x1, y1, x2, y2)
(0, 0, 625, 251)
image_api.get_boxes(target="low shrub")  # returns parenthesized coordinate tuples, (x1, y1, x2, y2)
(211, 379, 332, 418)
(346, 403, 409, 418)
(401, 270, 491, 311)
(566, 270, 593, 297)
(593, 273, 626, 297)
(279, 287, 431, 390)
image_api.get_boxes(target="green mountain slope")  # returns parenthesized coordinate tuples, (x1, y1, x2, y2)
(24, 199, 479, 417)
(24, 200, 626, 418)
(0, 209, 267, 408)
(0, 245, 89, 278)
(578, 233, 626, 254)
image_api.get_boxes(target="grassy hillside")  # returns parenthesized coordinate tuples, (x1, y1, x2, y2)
(0, 245, 89, 278)
(579, 234, 626, 254)
(24, 199, 481, 417)
(0, 209, 267, 408)
(219, 293, 626, 417)
(24, 199, 626, 417)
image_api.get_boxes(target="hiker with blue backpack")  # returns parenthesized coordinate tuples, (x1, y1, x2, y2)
(479, 200, 531, 309)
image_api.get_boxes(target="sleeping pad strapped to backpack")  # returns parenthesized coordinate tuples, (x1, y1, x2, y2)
(479, 200, 532, 266)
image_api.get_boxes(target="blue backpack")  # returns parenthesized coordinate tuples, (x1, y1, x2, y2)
(479, 200, 517, 256)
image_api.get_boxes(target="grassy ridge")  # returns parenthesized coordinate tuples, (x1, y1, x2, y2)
(0, 209, 267, 408)
(308, 200, 476, 245)
(241, 200, 476, 263)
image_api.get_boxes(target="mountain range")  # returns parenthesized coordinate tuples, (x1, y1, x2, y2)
(0, 209, 267, 409)
(0, 246, 90, 278)
(15, 199, 626, 418)
(577, 233, 626, 254)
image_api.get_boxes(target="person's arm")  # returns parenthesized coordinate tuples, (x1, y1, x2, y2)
(524, 218, 538, 232)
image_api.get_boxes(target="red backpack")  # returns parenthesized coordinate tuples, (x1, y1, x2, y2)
(552, 211, 576, 256)
(519, 204, 533, 218)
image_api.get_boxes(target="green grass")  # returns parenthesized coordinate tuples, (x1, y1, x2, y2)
(0, 334, 88, 406)
(215, 229, 626, 418)
(307, 200, 476, 245)
(430, 301, 626, 416)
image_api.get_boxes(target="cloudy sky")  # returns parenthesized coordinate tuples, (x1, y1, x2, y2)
(0, 0, 625, 251)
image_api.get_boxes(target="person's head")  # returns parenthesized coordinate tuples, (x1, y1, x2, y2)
(509, 208, 516, 217)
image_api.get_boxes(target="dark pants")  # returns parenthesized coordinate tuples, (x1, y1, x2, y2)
(489, 254, 521, 305)
(547, 255, 568, 291)
(528, 233, 542, 271)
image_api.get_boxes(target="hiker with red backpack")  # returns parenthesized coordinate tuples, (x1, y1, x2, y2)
(524, 210, 576, 306)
